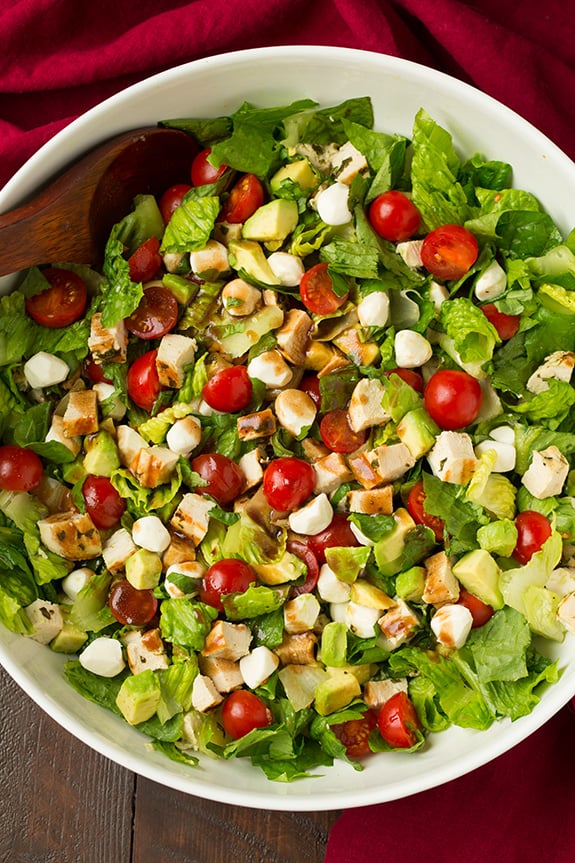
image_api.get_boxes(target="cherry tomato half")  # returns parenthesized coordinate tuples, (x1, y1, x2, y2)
(407, 480, 445, 542)
(319, 409, 366, 454)
(25, 267, 87, 328)
(299, 373, 322, 409)
(306, 513, 360, 566)
(424, 369, 483, 430)
(109, 579, 158, 626)
(0, 445, 43, 492)
(286, 538, 320, 597)
(383, 367, 424, 394)
(191, 453, 244, 506)
(368, 191, 421, 242)
(299, 262, 349, 316)
(191, 148, 228, 186)
(200, 559, 257, 612)
(159, 183, 192, 224)
(127, 237, 163, 283)
(222, 690, 273, 740)
(377, 691, 421, 749)
(202, 365, 253, 413)
(219, 174, 264, 223)
(332, 708, 378, 758)
(513, 510, 552, 565)
(457, 588, 495, 628)
(82, 475, 126, 530)
(126, 285, 179, 340)
(421, 224, 479, 281)
(480, 303, 521, 341)
(126, 349, 162, 413)
(262, 457, 315, 512)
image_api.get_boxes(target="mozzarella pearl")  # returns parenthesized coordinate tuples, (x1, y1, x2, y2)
(267, 252, 305, 287)
(394, 330, 433, 368)
(79, 637, 126, 677)
(357, 292, 390, 327)
(132, 515, 171, 554)
(315, 182, 352, 226)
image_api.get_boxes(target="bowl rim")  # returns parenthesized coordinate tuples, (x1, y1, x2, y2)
(1, 44, 575, 811)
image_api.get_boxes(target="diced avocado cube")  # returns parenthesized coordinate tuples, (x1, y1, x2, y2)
(242, 200, 299, 243)
(395, 566, 426, 602)
(83, 430, 120, 478)
(50, 609, 88, 654)
(397, 408, 441, 459)
(162, 273, 199, 305)
(61, 458, 88, 485)
(216, 304, 284, 358)
(253, 550, 306, 586)
(314, 669, 361, 716)
(350, 580, 395, 610)
(228, 239, 278, 286)
(270, 159, 318, 195)
(452, 548, 504, 609)
(125, 548, 162, 590)
(326, 663, 374, 685)
(476, 519, 518, 558)
(324, 545, 371, 585)
(116, 669, 161, 725)
(321, 621, 348, 667)
(374, 508, 416, 576)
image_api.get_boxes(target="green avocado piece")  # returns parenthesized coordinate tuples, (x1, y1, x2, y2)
(242, 199, 299, 243)
(452, 548, 504, 609)
(314, 669, 361, 716)
(227, 239, 279, 285)
(125, 548, 162, 590)
(83, 430, 120, 478)
(395, 565, 426, 602)
(270, 159, 318, 195)
(216, 304, 284, 358)
(50, 609, 88, 654)
(116, 669, 161, 725)
(396, 408, 441, 459)
(373, 508, 416, 576)
(320, 621, 348, 668)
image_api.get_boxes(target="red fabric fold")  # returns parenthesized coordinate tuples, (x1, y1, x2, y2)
(1, 0, 574, 190)
(325, 704, 575, 863)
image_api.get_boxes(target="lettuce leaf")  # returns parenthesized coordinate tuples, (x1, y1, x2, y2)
(440, 297, 500, 366)
(507, 379, 575, 430)
(159, 598, 218, 651)
(161, 194, 220, 255)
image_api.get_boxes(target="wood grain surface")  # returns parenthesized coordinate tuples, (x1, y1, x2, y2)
(0, 664, 339, 863)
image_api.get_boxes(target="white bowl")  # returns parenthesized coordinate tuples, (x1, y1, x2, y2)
(1, 45, 575, 811)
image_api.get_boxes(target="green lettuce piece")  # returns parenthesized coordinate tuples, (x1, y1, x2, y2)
(157, 659, 198, 724)
(410, 109, 472, 229)
(222, 584, 288, 620)
(221, 511, 285, 565)
(138, 403, 196, 444)
(114, 193, 165, 255)
(70, 571, 114, 633)
(348, 513, 395, 543)
(527, 243, 575, 284)
(460, 155, 512, 194)
(496, 211, 562, 258)
(465, 187, 544, 240)
(289, 214, 336, 258)
(160, 115, 232, 146)
(251, 607, 285, 649)
(470, 474, 517, 521)
(0, 526, 38, 634)
(319, 237, 379, 279)
(514, 424, 575, 475)
(499, 531, 563, 616)
(0, 489, 48, 534)
(110, 465, 183, 519)
(408, 675, 450, 732)
(161, 195, 220, 255)
(523, 585, 565, 641)
(476, 519, 518, 557)
(440, 297, 500, 367)
(64, 660, 126, 715)
(481, 654, 559, 720)
(380, 373, 422, 423)
(24, 532, 73, 585)
(538, 283, 575, 314)
(465, 607, 531, 683)
(507, 379, 575, 430)
(149, 741, 198, 767)
(341, 119, 407, 203)
(159, 598, 218, 651)
(101, 234, 143, 327)
(284, 97, 373, 148)
(423, 473, 489, 553)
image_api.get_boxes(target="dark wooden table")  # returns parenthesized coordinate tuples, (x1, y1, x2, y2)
(0, 664, 339, 862)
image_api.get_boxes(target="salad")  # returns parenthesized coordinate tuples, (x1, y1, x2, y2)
(1, 95, 575, 782)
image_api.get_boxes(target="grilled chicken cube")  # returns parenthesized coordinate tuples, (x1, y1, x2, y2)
(130, 445, 179, 489)
(372, 443, 416, 483)
(378, 599, 421, 650)
(198, 655, 244, 693)
(102, 528, 137, 573)
(347, 486, 394, 515)
(191, 674, 224, 712)
(275, 308, 313, 365)
(24, 599, 63, 645)
(347, 378, 390, 433)
(237, 408, 277, 441)
(423, 551, 460, 606)
(363, 678, 408, 711)
(156, 334, 197, 388)
(46, 414, 81, 456)
(116, 425, 148, 467)
(170, 493, 214, 546)
(273, 631, 318, 666)
(123, 628, 169, 674)
(38, 511, 102, 560)
(427, 431, 479, 485)
(88, 312, 128, 364)
(62, 389, 99, 437)
(313, 452, 353, 496)
(201, 621, 252, 661)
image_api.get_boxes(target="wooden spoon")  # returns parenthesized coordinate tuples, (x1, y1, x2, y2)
(0, 127, 199, 278)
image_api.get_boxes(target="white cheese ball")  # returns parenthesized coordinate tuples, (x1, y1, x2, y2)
(394, 330, 433, 368)
(357, 292, 390, 328)
(79, 637, 126, 677)
(315, 182, 352, 226)
(267, 252, 305, 287)
(166, 416, 202, 456)
(132, 515, 171, 554)
(24, 352, 69, 389)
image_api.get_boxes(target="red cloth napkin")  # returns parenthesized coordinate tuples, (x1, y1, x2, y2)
(325, 703, 575, 863)
(2, 1, 575, 858)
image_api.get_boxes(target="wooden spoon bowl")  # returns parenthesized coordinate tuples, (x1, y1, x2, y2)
(0, 127, 199, 277)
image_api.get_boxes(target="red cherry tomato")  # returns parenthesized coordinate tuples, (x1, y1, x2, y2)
(222, 690, 273, 740)
(202, 365, 252, 413)
(300, 262, 349, 316)
(480, 303, 520, 340)
(0, 445, 43, 492)
(219, 174, 264, 223)
(383, 367, 424, 393)
(368, 191, 421, 242)
(109, 579, 158, 626)
(83, 357, 112, 385)
(421, 224, 479, 281)
(457, 588, 495, 628)
(306, 513, 360, 566)
(159, 183, 192, 224)
(191, 453, 244, 506)
(126, 349, 162, 413)
(513, 510, 552, 565)
(127, 237, 163, 283)
(286, 538, 320, 597)
(25, 267, 87, 328)
(82, 475, 126, 530)
(191, 148, 228, 186)
(407, 480, 445, 542)
(299, 373, 322, 409)
(125, 285, 179, 340)
(424, 369, 483, 430)
(377, 691, 421, 749)
(262, 457, 315, 512)
(319, 409, 366, 454)
(332, 708, 378, 758)
(200, 559, 257, 612)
